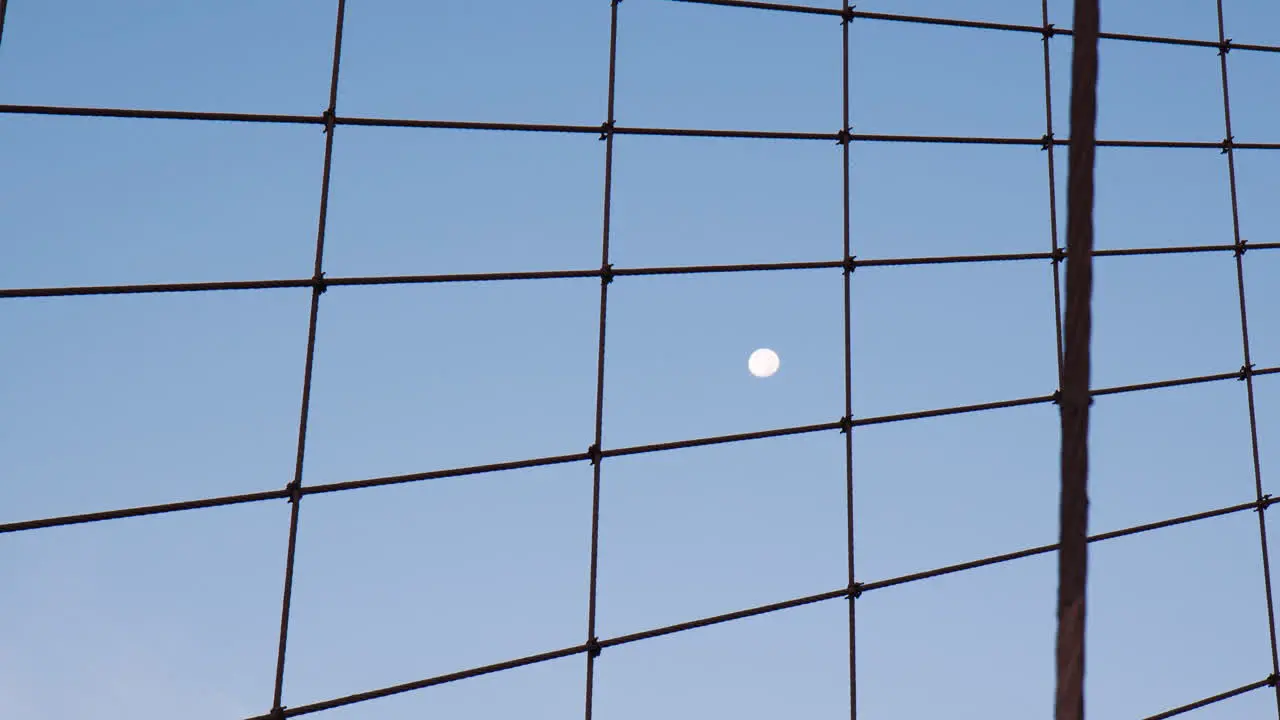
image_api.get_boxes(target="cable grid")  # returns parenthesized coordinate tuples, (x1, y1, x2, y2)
(2, 1, 1278, 717)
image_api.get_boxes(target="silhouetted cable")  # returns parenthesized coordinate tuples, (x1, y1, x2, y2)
(583, 3, 622, 719)
(10, 242, 1280, 301)
(243, 643, 591, 719)
(1056, 0, 1099, 717)
(0, 489, 292, 534)
(0, 103, 323, 124)
(1142, 677, 1278, 720)
(676, 0, 1280, 53)
(863, 498, 1270, 593)
(1040, 0, 1065, 386)
(1214, 1, 1280, 715)
(305, 452, 595, 495)
(840, 4, 858, 718)
(269, 1, 347, 714)
(673, 0, 843, 16)
(13, 101, 1280, 152)
(335, 116, 602, 133)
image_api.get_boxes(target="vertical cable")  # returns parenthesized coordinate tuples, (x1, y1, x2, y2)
(0, 0, 9, 48)
(270, 0, 347, 714)
(1056, 1, 1100, 719)
(1040, 0, 1065, 384)
(1213, 2, 1280, 713)
(584, 2, 621, 718)
(839, 5, 858, 720)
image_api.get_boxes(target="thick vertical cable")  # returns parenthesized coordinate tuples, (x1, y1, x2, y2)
(0, 0, 9, 47)
(1056, 1, 1099, 719)
(1040, 0, 1065, 383)
(839, 5, 858, 720)
(1213, 2, 1280, 713)
(270, 1, 347, 714)
(583, 2, 621, 718)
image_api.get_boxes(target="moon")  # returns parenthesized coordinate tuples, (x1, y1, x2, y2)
(748, 348, 780, 378)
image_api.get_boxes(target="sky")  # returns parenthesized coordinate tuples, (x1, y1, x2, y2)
(2, 0, 1280, 718)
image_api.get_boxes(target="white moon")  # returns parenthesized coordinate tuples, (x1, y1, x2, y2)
(748, 348, 780, 378)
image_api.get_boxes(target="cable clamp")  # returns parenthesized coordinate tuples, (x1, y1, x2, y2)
(849, 582, 864, 599)
(1258, 494, 1273, 513)
(1051, 247, 1066, 264)
(836, 127, 853, 146)
(842, 5, 856, 24)
(586, 637, 603, 658)
(838, 416, 853, 434)
(1221, 135, 1234, 155)
(321, 109, 336, 134)
(1040, 133, 1054, 151)
(1219, 38, 1232, 56)
(588, 444, 602, 466)
(844, 255, 857, 274)
(286, 479, 303, 504)
(598, 121, 614, 141)
(1238, 363, 1254, 381)
(313, 272, 328, 295)
(1041, 23, 1057, 38)
(1054, 390, 1093, 406)
(600, 263, 615, 285)
(1234, 237, 1248, 257)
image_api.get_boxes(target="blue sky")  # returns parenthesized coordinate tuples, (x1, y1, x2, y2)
(2, 1, 1280, 718)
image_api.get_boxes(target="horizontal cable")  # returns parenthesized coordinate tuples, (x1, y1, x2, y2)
(1142, 676, 1277, 719)
(857, 135, 1280, 149)
(1093, 242, 1280, 258)
(0, 104, 835, 140)
(0, 278, 316, 298)
(0, 103, 321, 124)
(5, 364, 1277, 536)
(673, 0, 1280, 54)
(0, 271, 591, 299)
(600, 421, 843, 459)
(336, 116, 601, 134)
(856, 251, 1049, 267)
(857, 9, 1044, 34)
(599, 587, 851, 647)
(304, 451, 592, 496)
(1092, 370, 1244, 397)
(860, 132, 1042, 146)
(245, 642, 591, 719)
(0, 488, 290, 533)
(670, 0, 843, 16)
(850, 394, 1054, 427)
(8, 241, 1279, 301)
(349, 118, 841, 141)
(856, 242, 1280, 269)
(329, 269, 601, 286)
(861, 497, 1270, 592)
(7, 104, 1280, 151)
(245, 497, 1272, 718)
(614, 259, 845, 276)
(617, 125, 837, 141)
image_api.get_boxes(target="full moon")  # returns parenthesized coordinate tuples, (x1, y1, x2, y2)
(748, 348, 780, 378)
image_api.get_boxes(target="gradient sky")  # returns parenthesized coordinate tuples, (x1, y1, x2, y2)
(3, 1, 1280, 718)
